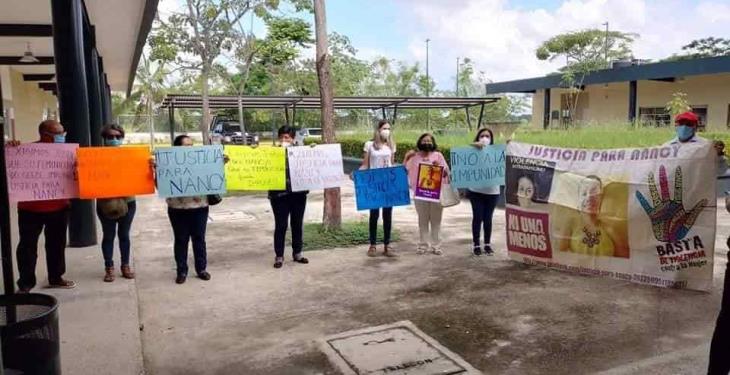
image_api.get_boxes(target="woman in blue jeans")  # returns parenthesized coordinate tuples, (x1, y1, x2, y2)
(468, 128, 501, 256)
(97, 124, 138, 282)
(165, 135, 211, 284)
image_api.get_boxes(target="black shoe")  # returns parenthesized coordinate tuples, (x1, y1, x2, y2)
(175, 274, 187, 284)
(484, 245, 494, 256)
(197, 271, 211, 281)
(274, 257, 284, 269)
(293, 256, 309, 264)
(17, 287, 31, 294)
(472, 246, 482, 256)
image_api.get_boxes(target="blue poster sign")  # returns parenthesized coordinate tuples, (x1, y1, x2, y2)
(450, 145, 506, 189)
(155, 145, 227, 197)
(353, 166, 411, 211)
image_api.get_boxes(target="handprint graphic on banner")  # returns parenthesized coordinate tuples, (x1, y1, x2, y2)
(635, 165, 707, 243)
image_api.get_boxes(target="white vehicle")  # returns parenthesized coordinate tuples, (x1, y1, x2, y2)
(298, 128, 322, 139)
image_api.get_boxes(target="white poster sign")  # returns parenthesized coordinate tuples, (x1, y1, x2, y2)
(288, 144, 346, 191)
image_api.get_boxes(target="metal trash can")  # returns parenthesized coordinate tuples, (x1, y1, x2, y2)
(1, 293, 60, 374)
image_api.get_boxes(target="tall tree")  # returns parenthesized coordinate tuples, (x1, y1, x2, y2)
(536, 29, 636, 125)
(667, 37, 730, 60)
(314, 0, 341, 229)
(149, 0, 286, 144)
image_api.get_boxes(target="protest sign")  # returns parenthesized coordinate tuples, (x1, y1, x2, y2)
(505, 141, 716, 291)
(353, 166, 410, 211)
(225, 146, 286, 190)
(450, 145, 506, 189)
(5, 143, 79, 202)
(155, 145, 226, 198)
(288, 144, 345, 191)
(414, 163, 443, 202)
(77, 147, 155, 199)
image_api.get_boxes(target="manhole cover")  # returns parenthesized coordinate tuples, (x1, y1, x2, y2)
(207, 210, 256, 222)
(321, 321, 480, 375)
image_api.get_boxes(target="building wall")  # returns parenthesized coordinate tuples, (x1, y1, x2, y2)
(1, 66, 58, 141)
(531, 73, 730, 130)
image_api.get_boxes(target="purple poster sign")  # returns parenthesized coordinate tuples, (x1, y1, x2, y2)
(414, 163, 443, 202)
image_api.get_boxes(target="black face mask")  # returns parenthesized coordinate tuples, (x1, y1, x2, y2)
(418, 143, 435, 152)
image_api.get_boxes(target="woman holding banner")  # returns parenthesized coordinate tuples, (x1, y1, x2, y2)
(468, 128, 501, 256)
(404, 133, 449, 255)
(268, 125, 310, 269)
(360, 120, 397, 257)
(96, 124, 138, 282)
(165, 135, 212, 284)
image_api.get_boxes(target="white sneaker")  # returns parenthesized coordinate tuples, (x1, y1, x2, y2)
(416, 245, 427, 255)
(431, 248, 443, 256)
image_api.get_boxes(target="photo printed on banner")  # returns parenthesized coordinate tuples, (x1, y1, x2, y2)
(505, 155, 556, 209)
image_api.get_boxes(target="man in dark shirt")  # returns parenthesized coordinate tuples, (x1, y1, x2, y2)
(6, 120, 76, 292)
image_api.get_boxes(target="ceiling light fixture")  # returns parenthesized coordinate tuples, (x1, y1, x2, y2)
(19, 42, 40, 63)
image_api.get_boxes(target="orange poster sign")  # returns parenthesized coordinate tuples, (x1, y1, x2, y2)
(77, 147, 155, 198)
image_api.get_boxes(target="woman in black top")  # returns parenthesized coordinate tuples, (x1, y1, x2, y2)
(269, 125, 309, 269)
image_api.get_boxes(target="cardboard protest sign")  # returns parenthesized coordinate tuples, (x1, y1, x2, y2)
(353, 166, 410, 211)
(505, 141, 716, 291)
(77, 147, 155, 199)
(225, 146, 286, 190)
(155, 145, 226, 198)
(450, 145, 506, 189)
(5, 143, 79, 202)
(288, 144, 345, 192)
(414, 163, 443, 202)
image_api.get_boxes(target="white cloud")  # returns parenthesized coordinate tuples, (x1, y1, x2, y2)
(393, 0, 730, 90)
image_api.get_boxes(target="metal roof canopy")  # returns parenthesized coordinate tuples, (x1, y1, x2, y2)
(161, 95, 500, 110)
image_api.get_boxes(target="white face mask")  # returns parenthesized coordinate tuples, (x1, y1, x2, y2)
(380, 129, 391, 139)
(479, 136, 491, 146)
(281, 141, 292, 148)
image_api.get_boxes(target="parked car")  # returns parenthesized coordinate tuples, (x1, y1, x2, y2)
(298, 128, 322, 139)
(209, 116, 259, 146)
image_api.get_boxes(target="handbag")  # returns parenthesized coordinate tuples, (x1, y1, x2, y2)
(207, 194, 223, 206)
(440, 180, 460, 208)
(98, 198, 129, 220)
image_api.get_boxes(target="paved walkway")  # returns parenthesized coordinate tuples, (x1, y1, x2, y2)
(2, 182, 728, 374)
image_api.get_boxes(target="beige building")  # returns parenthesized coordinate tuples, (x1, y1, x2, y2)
(486, 56, 730, 131)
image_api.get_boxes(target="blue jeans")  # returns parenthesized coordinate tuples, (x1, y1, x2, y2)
(97, 201, 136, 268)
(469, 192, 499, 246)
(167, 207, 209, 276)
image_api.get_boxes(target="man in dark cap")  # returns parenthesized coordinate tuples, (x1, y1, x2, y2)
(6, 119, 76, 292)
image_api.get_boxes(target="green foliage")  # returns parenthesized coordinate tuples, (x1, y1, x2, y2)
(665, 92, 691, 118)
(536, 29, 637, 73)
(666, 37, 730, 61)
(293, 221, 401, 251)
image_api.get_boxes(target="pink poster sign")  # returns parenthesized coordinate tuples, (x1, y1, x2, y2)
(5, 143, 79, 202)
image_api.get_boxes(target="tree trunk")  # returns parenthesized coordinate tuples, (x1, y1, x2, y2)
(314, 0, 341, 229)
(201, 67, 211, 145)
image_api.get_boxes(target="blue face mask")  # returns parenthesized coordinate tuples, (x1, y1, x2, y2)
(676, 125, 695, 142)
(53, 134, 66, 143)
(104, 139, 123, 147)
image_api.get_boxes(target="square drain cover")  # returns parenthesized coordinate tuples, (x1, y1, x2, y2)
(321, 321, 480, 375)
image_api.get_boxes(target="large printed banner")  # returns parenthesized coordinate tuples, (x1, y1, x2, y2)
(77, 147, 155, 199)
(225, 146, 286, 190)
(505, 141, 716, 291)
(288, 144, 345, 192)
(353, 166, 410, 211)
(450, 145, 506, 189)
(155, 145, 226, 198)
(5, 143, 79, 202)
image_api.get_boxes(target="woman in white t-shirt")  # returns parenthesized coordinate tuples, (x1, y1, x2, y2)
(468, 128, 501, 256)
(359, 120, 397, 257)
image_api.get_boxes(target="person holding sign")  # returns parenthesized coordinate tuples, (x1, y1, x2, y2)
(268, 126, 310, 269)
(467, 128, 501, 256)
(6, 120, 76, 292)
(359, 120, 398, 257)
(96, 125, 138, 282)
(164, 135, 213, 284)
(404, 133, 449, 255)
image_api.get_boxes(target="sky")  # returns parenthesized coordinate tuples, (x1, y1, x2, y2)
(157, 0, 730, 92)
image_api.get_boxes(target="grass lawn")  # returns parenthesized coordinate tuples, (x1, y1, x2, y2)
(290, 221, 401, 251)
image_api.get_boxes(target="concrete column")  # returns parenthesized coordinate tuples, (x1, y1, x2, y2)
(543, 88, 551, 129)
(628, 81, 638, 123)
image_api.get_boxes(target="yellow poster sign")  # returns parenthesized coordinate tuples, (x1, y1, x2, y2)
(225, 146, 286, 190)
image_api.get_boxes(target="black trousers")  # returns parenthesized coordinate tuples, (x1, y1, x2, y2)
(270, 193, 307, 258)
(369, 207, 393, 246)
(16, 209, 69, 290)
(167, 207, 209, 276)
(709, 241, 730, 375)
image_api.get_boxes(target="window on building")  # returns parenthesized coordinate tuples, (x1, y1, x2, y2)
(690, 106, 708, 130)
(639, 107, 671, 127)
(727, 104, 730, 129)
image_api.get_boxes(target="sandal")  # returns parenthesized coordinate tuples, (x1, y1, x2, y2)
(432, 248, 443, 256)
(367, 245, 377, 257)
(121, 265, 135, 279)
(103, 267, 115, 282)
(383, 246, 398, 258)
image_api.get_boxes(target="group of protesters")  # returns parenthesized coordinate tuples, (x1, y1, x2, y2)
(4, 111, 730, 374)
